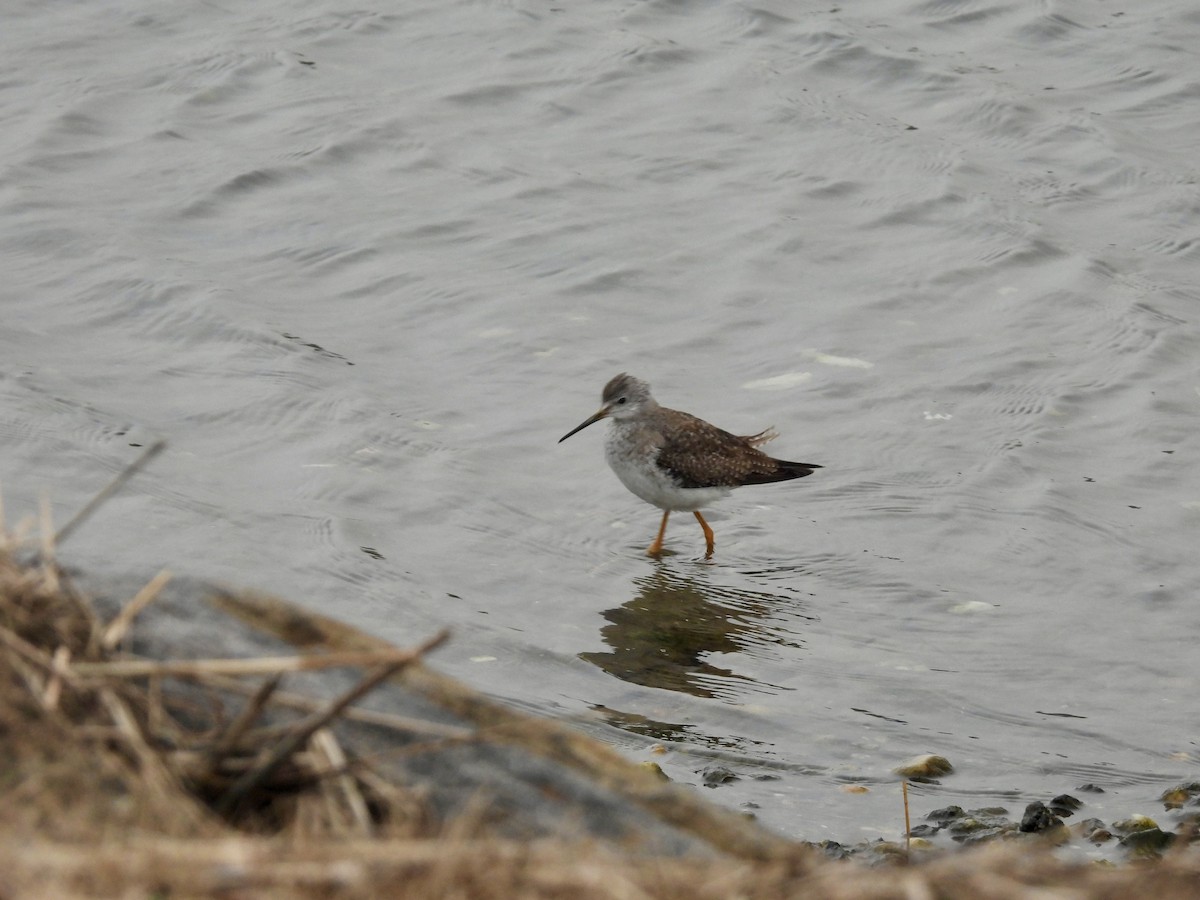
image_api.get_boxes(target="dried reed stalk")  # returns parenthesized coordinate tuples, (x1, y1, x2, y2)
(70, 646, 441, 679)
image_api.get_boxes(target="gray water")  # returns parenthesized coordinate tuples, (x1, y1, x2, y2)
(3, 0, 1197, 843)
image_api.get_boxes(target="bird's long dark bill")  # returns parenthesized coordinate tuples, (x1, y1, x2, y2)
(558, 408, 608, 443)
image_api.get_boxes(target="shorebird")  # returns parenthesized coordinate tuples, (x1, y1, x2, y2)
(558, 373, 821, 558)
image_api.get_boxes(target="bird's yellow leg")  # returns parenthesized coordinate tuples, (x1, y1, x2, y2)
(646, 510, 670, 557)
(694, 511, 715, 559)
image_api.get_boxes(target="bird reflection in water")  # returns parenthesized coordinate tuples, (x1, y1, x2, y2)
(580, 564, 812, 700)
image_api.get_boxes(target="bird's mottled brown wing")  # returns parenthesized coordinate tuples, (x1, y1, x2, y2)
(654, 409, 820, 489)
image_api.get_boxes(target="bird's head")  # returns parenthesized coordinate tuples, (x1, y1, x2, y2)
(558, 373, 654, 441)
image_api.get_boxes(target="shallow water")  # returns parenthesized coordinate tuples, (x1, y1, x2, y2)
(3, 0, 1198, 842)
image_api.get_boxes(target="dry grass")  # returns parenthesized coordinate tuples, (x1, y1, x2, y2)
(1, 523, 1199, 898)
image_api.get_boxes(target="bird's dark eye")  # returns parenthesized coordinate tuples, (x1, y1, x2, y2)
(616, 397, 627, 405)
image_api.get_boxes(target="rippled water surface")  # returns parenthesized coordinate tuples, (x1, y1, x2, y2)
(3, 0, 1198, 841)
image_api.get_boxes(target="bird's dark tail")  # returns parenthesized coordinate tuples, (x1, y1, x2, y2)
(744, 459, 822, 485)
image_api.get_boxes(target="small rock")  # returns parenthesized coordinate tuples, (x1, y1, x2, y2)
(953, 823, 1014, 845)
(926, 805, 965, 823)
(894, 754, 954, 779)
(1160, 782, 1200, 810)
(948, 816, 994, 836)
(1074, 818, 1113, 843)
(971, 806, 1009, 818)
(1112, 814, 1159, 834)
(1049, 794, 1081, 817)
(864, 840, 909, 863)
(946, 807, 1016, 846)
(813, 840, 849, 860)
(1020, 801, 1063, 834)
(1119, 827, 1174, 858)
(701, 766, 738, 787)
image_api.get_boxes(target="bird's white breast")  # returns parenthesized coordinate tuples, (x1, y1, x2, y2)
(604, 424, 729, 512)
